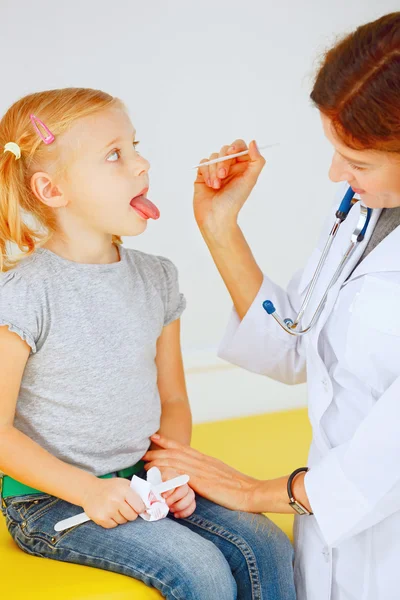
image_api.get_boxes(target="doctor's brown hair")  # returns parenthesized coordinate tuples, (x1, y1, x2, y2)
(311, 12, 400, 153)
(0, 88, 123, 272)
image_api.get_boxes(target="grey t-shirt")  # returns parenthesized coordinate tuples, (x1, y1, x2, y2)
(0, 246, 186, 476)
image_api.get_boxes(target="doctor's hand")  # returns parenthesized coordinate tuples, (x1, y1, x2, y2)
(144, 434, 258, 513)
(193, 140, 266, 240)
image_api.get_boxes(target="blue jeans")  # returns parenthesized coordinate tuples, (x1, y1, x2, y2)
(2, 470, 296, 599)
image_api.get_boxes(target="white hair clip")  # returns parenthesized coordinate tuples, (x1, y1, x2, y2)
(3, 142, 21, 160)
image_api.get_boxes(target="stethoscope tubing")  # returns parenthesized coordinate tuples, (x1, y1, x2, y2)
(263, 188, 372, 337)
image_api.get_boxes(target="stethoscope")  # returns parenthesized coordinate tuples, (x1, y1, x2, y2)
(263, 187, 372, 337)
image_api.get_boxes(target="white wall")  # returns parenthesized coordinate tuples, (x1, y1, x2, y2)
(2, 0, 397, 422)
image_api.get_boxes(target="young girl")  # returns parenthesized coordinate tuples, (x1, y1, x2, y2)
(0, 87, 295, 599)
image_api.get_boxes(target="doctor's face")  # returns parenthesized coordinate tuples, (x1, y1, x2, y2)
(321, 113, 400, 209)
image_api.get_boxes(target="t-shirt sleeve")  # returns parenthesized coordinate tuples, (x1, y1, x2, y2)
(0, 270, 40, 353)
(157, 256, 186, 326)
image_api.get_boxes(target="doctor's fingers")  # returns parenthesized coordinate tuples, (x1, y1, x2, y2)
(145, 455, 222, 482)
(198, 139, 249, 188)
(158, 466, 181, 482)
(201, 153, 220, 188)
(145, 444, 225, 474)
(148, 434, 208, 458)
(209, 145, 231, 184)
(214, 143, 249, 177)
(144, 446, 204, 465)
(145, 454, 226, 482)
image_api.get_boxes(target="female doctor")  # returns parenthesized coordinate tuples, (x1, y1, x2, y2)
(145, 12, 400, 600)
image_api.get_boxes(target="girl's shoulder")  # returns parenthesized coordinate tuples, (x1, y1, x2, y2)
(122, 247, 180, 286)
(0, 251, 51, 353)
(0, 249, 52, 290)
(122, 248, 186, 326)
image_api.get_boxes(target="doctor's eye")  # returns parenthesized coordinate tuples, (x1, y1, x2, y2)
(348, 162, 364, 171)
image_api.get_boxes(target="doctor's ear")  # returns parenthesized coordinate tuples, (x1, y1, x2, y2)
(30, 171, 67, 208)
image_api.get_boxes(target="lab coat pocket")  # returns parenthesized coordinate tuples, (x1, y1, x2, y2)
(345, 276, 400, 393)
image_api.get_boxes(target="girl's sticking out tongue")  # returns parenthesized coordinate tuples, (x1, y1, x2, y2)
(130, 195, 160, 220)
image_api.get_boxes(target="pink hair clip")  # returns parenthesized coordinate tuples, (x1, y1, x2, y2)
(30, 114, 55, 145)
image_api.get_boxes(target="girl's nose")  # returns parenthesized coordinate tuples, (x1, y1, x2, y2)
(134, 155, 150, 177)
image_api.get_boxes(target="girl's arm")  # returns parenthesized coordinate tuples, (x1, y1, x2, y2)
(0, 326, 98, 506)
(152, 319, 196, 518)
(0, 325, 145, 526)
(155, 319, 192, 446)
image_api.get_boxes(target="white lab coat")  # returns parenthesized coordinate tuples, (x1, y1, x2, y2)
(218, 184, 400, 600)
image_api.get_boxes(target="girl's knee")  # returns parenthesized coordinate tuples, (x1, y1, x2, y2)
(175, 541, 236, 600)
(234, 512, 294, 565)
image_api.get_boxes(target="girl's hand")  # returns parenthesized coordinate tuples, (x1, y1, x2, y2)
(155, 466, 196, 519)
(163, 483, 196, 519)
(81, 477, 145, 529)
(144, 435, 257, 513)
(193, 140, 266, 240)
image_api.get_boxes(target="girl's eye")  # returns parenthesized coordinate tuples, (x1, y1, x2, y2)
(107, 149, 120, 162)
(106, 141, 140, 162)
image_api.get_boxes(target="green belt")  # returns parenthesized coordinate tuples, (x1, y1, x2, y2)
(1, 461, 145, 499)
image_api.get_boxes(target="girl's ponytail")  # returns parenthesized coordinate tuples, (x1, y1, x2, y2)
(0, 149, 49, 271)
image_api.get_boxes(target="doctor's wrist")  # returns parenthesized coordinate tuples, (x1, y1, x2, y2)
(248, 475, 312, 515)
(246, 479, 277, 513)
(199, 220, 242, 249)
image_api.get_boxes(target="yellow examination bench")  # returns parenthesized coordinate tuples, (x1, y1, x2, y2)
(1, 408, 311, 599)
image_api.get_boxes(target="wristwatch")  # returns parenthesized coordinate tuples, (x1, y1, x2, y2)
(287, 467, 313, 515)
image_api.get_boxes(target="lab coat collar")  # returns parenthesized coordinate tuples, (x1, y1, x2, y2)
(345, 205, 400, 284)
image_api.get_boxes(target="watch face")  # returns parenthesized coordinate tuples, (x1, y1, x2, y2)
(290, 500, 309, 515)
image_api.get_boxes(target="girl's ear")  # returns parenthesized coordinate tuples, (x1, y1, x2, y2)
(30, 172, 67, 208)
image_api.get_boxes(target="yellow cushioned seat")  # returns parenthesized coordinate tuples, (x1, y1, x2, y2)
(1, 408, 311, 599)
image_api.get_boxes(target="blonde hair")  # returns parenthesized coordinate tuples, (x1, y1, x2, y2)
(0, 87, 124, 272)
